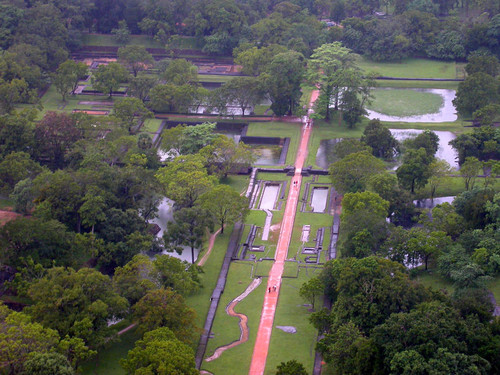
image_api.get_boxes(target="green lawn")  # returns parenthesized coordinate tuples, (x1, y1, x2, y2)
(358, 57, 457, 79)
(376, 80, 459, 90)
(81, 327, 140, 375)
(81, 34, 164, 49)
(411, 270, 455, 295)
(247, 122, 302, 166)
(264, 267, 322, 375)
(166, 36, 200, 50)
(220, 175, 250, 195)
(141, 118, 162, 133)
(199, 74, 233, 83)
(366, 88, 444, 117)
(201, 262, 266, 375)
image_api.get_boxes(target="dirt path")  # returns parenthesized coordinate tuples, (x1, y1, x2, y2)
(248, 91, 317, 375)
(205, 277, 262, 362)
(197, 228, 222, 267)
(0, 210, 22, 226)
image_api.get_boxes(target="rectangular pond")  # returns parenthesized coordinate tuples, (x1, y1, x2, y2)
(260, 184, 280, 210)
(311, 187, 329, 213)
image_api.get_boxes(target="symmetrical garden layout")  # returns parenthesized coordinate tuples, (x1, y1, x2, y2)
(194, 91, 342, 375)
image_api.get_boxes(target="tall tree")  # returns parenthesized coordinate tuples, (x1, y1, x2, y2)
(113, 97, 153, 134)
(34, 112, 82, 170)
(120, 327, 198, 375)
(23, 352, 75, 375)
(261, 51, 305, 116)
(361, 119, 399, 159)
(118, 45, 153, 77)
(453, 72, 500, 115)
(156, 156, 216, 208)
(161, 58, 198, 85)
(52, 60, 88, 101)
(92, 62, 129, 98)
(219, 76, 264, 116)
(396, 148, 433, 194)
(133, 288, 197, 343)
(0, 304, 60, 375)
(200, 135, 255, 178)
(27, 267, 128, 348)
(460, 156, 482, 191)
(200, 185, 249, 234)
(329, 151, 386, 194)
(164, 206, 213, 263)
(307, 42, 364, 121)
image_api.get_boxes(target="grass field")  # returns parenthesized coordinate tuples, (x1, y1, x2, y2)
(81, 326, 140, 375)
(358, 57, 457, 79)
(201, 262, 266, 375)
(376, 80, 459, 89)
(199, 74, 233, 83)
(366, 88, 444, 117)
(411, 270, 455, 295)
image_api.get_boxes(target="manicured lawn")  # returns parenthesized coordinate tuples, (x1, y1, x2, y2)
(264, 266, 322, 375)
(166, 36, 200, 50)
(411, 270, 455, 295)
(247, 122, 302, 166)
(81, 34, 164, 49)
(141, 118, 162, 133)
(358, 57, 457, 79)
(366, 88, 444, 117)
(81, 327, 140, 375)
(253, 105, 272, 115)
(201, 262, 266, 375)
(199, 74, 233, 83)
(220, 175, 250, 195)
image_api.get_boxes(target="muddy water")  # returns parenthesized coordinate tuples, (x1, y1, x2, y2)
(316, 138, 342, 169)
(390, 129, 458, 169)
(366, 89, 457, 123)
(149, 198, 199, 262)
(311, 187, 329, 213)
(251, 145, 282, 165)
(260, 184, 280, 210)
(414, 196, 455, 209)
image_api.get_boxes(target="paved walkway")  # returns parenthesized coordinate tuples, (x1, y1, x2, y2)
(248, 92, 317, 375)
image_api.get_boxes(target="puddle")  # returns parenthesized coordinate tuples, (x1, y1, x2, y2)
(311, 187, 329, 213)
(390, 129, 458, 169)
(250, 145, 282, 165)
(149, 197, 199, 262)
(260, 184, 280, 210)
(316, 138, 342, 169)
(413, 196, 455, 209)
(366, 89, 457, 123)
